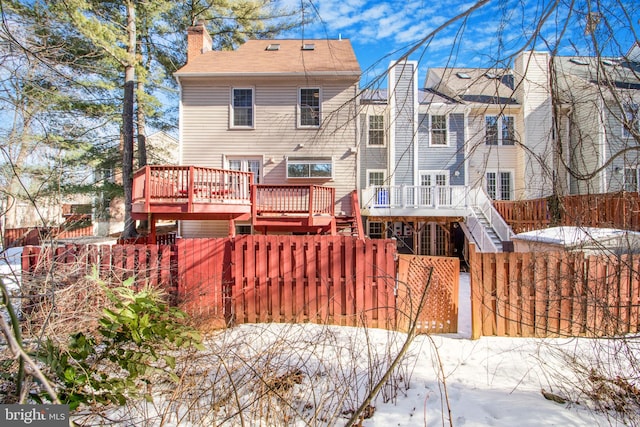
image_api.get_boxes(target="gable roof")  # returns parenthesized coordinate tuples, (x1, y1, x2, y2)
(553, 56, 640, 90)
(175, 39, 360, 77)
(425, 67, 518, 105)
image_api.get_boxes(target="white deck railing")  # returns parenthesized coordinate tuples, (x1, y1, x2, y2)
(362, 185, 469, 209)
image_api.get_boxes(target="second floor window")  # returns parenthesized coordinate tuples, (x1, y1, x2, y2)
(431, 115, 447, 146)
(232, 88, 253, 127)
(486, 115, 515, 145)
(299, 88, 320, 127)
(367, 170, 386, 186)
(368, 115, 385, 146)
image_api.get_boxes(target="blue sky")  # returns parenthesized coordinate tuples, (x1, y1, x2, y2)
(280, 0, 639, 88)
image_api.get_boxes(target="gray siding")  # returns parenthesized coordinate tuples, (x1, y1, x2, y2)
(359, 113, 388, 188)
(417, 113, 465, 185)
(393, 63, 415, 186)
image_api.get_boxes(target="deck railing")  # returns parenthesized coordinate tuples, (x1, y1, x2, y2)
(362, 185, 468, 209)
(133, 165, 254, 208)
(252, 185, 335, 217)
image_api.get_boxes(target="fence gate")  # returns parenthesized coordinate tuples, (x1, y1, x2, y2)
(396, 255, 460, 334)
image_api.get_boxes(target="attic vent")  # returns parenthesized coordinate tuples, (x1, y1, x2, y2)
(266, 44, 280, 51)
(485, 72, 498, 79)
(456, 72, 471, 79)
(302, 43, 315, 50)
(570, 58, 588, 66)
(602, 59, 617, 66)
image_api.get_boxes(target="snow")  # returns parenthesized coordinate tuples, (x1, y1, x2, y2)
(1, 247, 23, 321)
(514, 225, 640, 247)
(99, 273, 615, 426)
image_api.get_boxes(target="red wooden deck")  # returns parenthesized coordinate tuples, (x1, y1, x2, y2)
(132, 165, 341, 237)
(132, 165, 254, 221)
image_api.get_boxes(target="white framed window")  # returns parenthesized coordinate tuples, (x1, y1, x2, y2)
(286, 157, 332, 179)
(623, 104, 639, 138)
(231, 88, 254, 128)
(486, 170, 513, 200)
(368, 115, 385, 146)
(298, 87, 321, 127)
(367, 221, 385, 239)
(624, 167, 639, 192)
(486, 115, 515, 145)
(227, 158, 262, 183)
(430, 115, 448, 146)
(367, 169, 386, 186)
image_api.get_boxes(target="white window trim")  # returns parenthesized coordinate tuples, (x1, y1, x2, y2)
(366, 169, 387, 186)
(622, 104, 639, 138)
(225, 156, 263, 184)
(624, 167, 639, 192)
(229, 87, 255, 129)
(419, 170, 450, 185)
(297, 87, 322, 128)
(485, 169, 515, 200)
(367, 115, 386, 147)
(485, 114, 516, 146)
(429, 114, 449, 147)
(286, 157, 333, 179)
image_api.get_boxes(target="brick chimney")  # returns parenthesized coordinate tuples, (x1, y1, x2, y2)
(186, 20, 212, 63)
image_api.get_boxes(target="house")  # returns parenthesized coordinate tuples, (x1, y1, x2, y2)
(551, 48, 640, 195)
(131, 22, 362, 238)
(357, 52, 555, 254)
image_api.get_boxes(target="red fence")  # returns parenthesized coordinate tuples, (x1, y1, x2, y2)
(468, 243, 640, 338)
(176, 236, 397, 329)
(4, 225, 94, 248)
(21, 244, 178, 302)
(20, 236, 398, 330)
(494, 192, 640, 233)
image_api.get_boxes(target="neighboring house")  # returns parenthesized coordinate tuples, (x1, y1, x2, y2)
(146, 131, 179, 165)
(358, 52, 554, 254)
(168, 23, 360, 237)
(552, 49, 640, 195)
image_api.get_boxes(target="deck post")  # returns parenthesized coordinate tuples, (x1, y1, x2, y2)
(229, 219, 236, 237)
(148, 213, 156, 244)
(188, 166, 194, 213)
(144, 166, 151, 212)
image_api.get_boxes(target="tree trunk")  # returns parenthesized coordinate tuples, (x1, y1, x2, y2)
(121, 0, 137, 239)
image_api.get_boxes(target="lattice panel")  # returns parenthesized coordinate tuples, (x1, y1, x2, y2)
(397, 255, 460, 334)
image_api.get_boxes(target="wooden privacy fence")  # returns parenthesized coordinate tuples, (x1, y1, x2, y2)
(177, 236, 397, 329)
(21, 244, 178, 302)
(19, 236, 462, 334)
(494, 192, 640, 233)
(468, 244, 640, 338)
(4, 225, 94, 248)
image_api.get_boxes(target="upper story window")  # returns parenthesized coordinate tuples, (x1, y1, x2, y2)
(299, 88, 320, 127)
(486, 115, 515, 145)
(623, 104, 639, 138)
(287, 157, 332, 179)
(231, 88, 254, 128)
(368, 115, 385, 146)
(430, 115, 448, 146)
